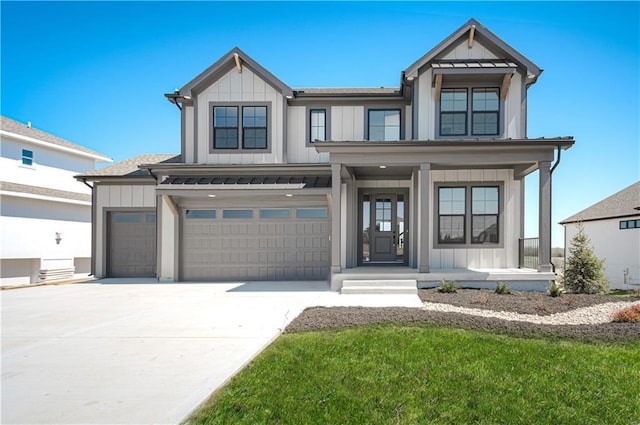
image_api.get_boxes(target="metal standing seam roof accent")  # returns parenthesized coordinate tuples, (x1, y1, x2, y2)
(431, 59, 518, 69)
(161, 175, 332, 188)
(0, 181, 91, 202)
(560, 181, 640, 224)
(0, 116, 110, 160)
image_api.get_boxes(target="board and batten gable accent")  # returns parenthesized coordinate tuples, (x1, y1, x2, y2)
(415, 37, 525, 140)
(94, 184, 156, 277)
(428, 169, 521, 269)
(195, 66, 285, 165)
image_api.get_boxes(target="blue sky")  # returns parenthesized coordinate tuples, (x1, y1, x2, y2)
(2, 1, 638, 247)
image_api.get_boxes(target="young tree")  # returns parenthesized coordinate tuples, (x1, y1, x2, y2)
(563, 223, 609, 294)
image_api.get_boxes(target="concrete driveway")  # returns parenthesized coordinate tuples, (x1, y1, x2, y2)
(1, 281, 330, 424)
(2, 280, 422, 424)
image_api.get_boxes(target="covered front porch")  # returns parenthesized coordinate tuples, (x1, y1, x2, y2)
(316, 139, 574, 291)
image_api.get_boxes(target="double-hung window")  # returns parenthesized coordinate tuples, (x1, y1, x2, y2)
(439, 88, 500, 137)
(242, 106, 267, 149)
(213, 106, 239, 149)
(309, 109, 326, 142)
(437, 184, 500, 245)
(368, 109, 400, 141)
(21, 149, 34, 166)
(212, 104, 268, 151)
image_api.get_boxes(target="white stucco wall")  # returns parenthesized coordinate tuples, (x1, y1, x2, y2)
(0, 134, 101, 285)
(564, 217, 640, 289)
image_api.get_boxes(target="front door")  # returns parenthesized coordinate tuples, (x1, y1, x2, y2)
(361, 192, 407, 264)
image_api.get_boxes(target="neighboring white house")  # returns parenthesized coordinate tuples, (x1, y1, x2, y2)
(77, 19, 575, 292)
(0, 116, 111, 285)
(560, 181, 640, 290)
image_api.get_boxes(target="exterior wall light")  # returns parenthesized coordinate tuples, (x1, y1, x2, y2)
(55, 232, 62, 245)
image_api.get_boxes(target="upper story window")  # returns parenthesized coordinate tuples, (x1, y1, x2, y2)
(21, 149, 33, 166)
(213, 106, 239, 149)
(439, 88, 500, 137)
(368, 109, 400, 141)
(242, 106, 267, 149)
(211, 103, 269, 152)
(309, 109, 326, 142)
(437, 184, 501, 246)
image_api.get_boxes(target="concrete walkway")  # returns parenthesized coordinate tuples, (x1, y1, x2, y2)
(1, 280, 421, 424)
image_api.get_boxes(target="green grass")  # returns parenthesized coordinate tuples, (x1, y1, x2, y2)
(187, 324, 640, 425)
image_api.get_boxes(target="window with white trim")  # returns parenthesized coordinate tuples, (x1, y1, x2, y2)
(21, 149, 33, 166)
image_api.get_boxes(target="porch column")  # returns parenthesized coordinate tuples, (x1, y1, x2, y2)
(419, 163, 430, 273)
(331, 163, 342, 274)
(538, 160, 552, 272)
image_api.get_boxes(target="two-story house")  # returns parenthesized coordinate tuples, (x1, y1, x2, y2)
(77, 19, 574, 291)
(1, 116, 111, 285)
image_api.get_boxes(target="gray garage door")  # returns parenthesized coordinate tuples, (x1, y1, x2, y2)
(108, 212, 156, 277)
(181, 207, 329, 281)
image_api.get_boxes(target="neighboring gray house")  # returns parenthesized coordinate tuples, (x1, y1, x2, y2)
(560, 181, 640, 290)
(76, 19, 574, 291)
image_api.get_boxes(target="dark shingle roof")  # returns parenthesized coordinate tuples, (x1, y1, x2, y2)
(0, 116, 110, 160)
(0, 181, 91, 203)
(77, 154, 180, 178)
(294, 87, 401, 96)
(560, 181, 640, 224)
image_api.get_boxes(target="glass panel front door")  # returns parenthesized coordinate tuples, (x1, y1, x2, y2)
(361, 192, 407, 264)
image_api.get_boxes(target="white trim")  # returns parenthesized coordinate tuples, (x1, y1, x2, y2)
(0, 190, 91, 206)
(0, 130, 112, 162)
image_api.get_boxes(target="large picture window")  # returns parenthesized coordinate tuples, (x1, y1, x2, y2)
(437, 184, 501, 245)
(439, 87, 500, 137)
(211, 103, 269, 151)
(368, 109, 400, 141)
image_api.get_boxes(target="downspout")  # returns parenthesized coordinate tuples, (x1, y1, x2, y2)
(145, 169, 159, 280)
(82, 178, 95, 277)
(548, 145, 562, 273)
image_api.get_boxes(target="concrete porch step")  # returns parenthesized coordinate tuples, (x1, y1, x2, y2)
(341, 279, 418, 295)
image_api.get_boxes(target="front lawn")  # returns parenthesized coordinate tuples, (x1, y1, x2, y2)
(186, 324, 640, 424)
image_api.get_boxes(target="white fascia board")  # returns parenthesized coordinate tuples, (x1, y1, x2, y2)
(0, 130, 112, 163)
(0, 190, 91, 206)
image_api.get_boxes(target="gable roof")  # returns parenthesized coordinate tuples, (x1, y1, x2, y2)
(178, 47, 293, 97)
(403, 18, 542, 82)
(0, 115, 111, 162)
(560, 181, 640, 224)
(76, 154, 180, 179)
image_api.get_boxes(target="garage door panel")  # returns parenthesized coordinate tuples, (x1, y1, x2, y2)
(108, 212, 156, 278)
(182, 209, 329, 281)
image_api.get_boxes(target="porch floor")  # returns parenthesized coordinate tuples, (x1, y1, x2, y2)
(333, 266, 556, 292)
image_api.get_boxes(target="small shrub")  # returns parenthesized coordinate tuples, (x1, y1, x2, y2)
(495, 281, 511, 295)
(438, 279, 457, 293)
(548, 281, 563, 298)
(612, 304, 640, 323)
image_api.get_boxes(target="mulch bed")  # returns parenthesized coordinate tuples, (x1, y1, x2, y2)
(286, 289, 640, 343)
